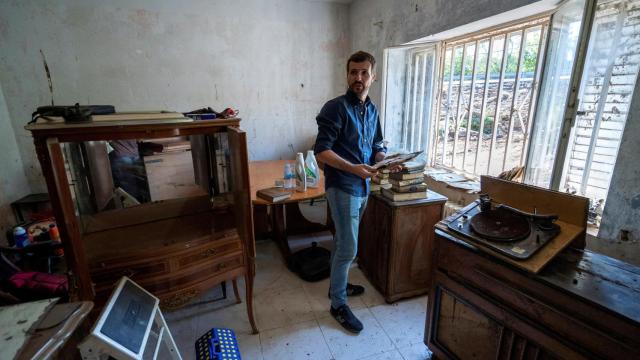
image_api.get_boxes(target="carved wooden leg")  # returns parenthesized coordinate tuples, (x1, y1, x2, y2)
(244, 274, 259, 334)
(232, 279, 241, 304)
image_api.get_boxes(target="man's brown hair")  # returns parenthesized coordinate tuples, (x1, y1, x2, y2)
(347, 51, 376, 73)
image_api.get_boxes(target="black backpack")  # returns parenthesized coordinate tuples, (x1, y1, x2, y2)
(287, 242, 331, 282)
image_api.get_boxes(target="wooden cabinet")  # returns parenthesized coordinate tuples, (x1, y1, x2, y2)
(425, 178, 640, 359)
(358, 190, 447, 303)
(427, 230, 640, 359)
(26, 116, 258, 333)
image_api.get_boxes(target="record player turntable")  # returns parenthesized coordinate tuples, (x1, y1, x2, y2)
(447, 194, 561, 259)
(438, 176, 589, 274)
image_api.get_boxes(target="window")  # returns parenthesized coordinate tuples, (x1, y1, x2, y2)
(526, 0, 640, 208)
(560, 0, 640, 203)
(384, 0, 639, 212)
(382, 44, 437, 154)
(432, 18, 548, 177)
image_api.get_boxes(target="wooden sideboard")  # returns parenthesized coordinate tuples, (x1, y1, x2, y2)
(25, 116, 258, 333)
(358, 190, 447, 303)
(425, 178, 640, 359)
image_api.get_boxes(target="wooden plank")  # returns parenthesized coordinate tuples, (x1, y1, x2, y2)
(82, 195, 212, 234)
(480, 176, 588, 227)
(46, 138, 93, 300)
(144, 151, 208, 201)
(34, 112, 186, 125)
(25, 118, 241, 139)
(227, 125, 259, 334)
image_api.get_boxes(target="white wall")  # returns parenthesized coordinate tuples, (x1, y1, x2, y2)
(0, 83, 30, 244)
(0, 0, 350, 192)
(595, 73, 640, 264)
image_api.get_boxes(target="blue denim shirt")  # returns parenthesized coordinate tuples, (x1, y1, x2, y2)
(314, 89, 386, 197)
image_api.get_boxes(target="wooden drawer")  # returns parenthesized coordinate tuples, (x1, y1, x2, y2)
(174, 238, 242, 270)
(93, 253, 245, 307)
(90, 258, 170, 285)
(145, 253, 244, 294)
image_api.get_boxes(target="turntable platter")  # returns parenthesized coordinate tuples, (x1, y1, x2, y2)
(470, 207, 531, 242)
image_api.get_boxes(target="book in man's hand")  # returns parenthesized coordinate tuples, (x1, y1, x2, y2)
(256, 187, 292, 202)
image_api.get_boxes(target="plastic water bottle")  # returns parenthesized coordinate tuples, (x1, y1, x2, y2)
(295, 152, 307, 192)
(305, 150, 319, 188)
(13, 226, 30, 248)
(283, 163, 295, 189)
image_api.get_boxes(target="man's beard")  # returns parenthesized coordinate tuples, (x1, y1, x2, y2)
(350, 81, 365, 93)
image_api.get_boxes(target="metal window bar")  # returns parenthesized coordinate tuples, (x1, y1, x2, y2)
(408, 54, 420, 151)
(402, 53, 414, 152)
(521, 25, 548, 165)
(462, 41, 480, 171)
(416, 52, 429, 150)
(487, 34, 510, 174)
(433, 18, 549, 177)
(502, 29, 527, 172)
(474, 38, 496, 174)
(452, 44, 468, 168)
(431, 46, 449, 165)
(441, 48, 457, 165)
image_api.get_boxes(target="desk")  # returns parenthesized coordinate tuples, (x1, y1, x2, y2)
(249, 160, 326, 257)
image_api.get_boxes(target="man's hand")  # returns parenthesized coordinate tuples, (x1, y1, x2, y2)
(375, 151, 403, 173)
(350, 164, 377, 179)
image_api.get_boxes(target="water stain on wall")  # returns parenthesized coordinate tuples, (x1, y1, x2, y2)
(631, 193, 640, 209)
(128, 8, 159, 34)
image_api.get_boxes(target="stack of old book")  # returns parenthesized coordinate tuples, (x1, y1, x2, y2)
(381, 161, 428, 201)
(370, 168, 392, 192)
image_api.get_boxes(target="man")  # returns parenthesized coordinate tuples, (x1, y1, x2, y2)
(108, 140, 151, 204)
(314, 51, 388, 333)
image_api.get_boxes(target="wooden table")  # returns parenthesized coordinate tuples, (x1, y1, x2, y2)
(249, 160, 326, 258)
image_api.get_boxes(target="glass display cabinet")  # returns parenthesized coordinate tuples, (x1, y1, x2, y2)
(25, 114, 257, 333)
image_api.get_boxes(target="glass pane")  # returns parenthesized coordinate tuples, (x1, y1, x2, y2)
(475, 35, 506, 174)
(434, 48, 453, 164)
(443, 46, 464, 166)
(465, 39, 491, 173)
(383, 45, 437, 153)
(61, 136, 218, 223)
(525, 0, 587, 187)
(560, 0, 640, 207)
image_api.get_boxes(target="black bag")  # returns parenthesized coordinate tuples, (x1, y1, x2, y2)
(31, 103, 115, 124)
(287, 242, 331, 282)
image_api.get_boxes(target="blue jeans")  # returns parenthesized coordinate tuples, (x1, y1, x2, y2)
(326, 187, 368, 309)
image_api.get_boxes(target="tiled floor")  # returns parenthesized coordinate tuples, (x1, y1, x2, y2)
(165, 234, 433, 360)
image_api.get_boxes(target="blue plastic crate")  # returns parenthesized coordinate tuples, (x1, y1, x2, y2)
(195, 328, 242, 360)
